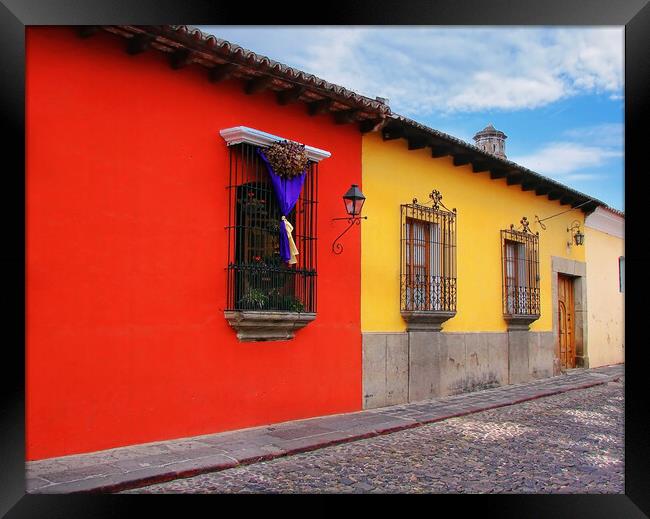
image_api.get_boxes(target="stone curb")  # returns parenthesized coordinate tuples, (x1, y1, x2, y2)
(30, 370, 622, 494)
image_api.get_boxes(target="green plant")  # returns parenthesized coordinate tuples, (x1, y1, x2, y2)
(279, 295, 304, 313)
(237, 288, 269, 310)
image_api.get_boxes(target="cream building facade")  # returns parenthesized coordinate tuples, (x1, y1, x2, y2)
(584, 206, 625, 367)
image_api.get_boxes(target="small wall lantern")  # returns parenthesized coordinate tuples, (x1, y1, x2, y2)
(332, 184, 367, 254)
(342, 184, 366, 216)
(567, 220, 585, 246)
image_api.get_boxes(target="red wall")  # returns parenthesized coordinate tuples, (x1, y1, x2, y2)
(26, 27, 363, 460)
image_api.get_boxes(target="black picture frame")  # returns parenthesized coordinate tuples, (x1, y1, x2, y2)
(1, 0, 646, 516)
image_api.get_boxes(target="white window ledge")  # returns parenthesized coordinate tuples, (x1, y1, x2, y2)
(219, 126, 331, 163)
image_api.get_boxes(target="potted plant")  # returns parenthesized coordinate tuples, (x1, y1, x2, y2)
(237, 288, 269, 310)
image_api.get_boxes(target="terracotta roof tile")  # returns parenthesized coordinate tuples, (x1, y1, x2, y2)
(103, 25, 390, 120)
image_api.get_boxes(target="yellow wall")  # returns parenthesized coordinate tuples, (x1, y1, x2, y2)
(585, 226, 624, 366)
(361, 132, 585, 333)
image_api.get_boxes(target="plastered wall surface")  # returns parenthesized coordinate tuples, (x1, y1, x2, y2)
(585, 226, 624, 367)
(27, 28, 364, 459)
(361, 132, 586, 334)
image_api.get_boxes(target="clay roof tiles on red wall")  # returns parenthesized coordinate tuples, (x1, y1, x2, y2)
(100, 25, 390, 125)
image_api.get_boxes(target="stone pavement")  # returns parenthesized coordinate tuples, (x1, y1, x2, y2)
(26, 364, 623, 494)
(125, 377, 624, 493)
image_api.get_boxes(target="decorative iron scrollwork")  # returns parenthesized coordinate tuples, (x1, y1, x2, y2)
(510, 216, 538, 236)
(332, 216, 367, 255)
(429, 189, 443, 211)
(412, 189, 456, 213)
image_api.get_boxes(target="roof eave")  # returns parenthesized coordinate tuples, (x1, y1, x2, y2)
(93, 25, 390, 127)
(382, 114, 606, 214)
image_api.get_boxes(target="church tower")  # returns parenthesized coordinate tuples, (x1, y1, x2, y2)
(473, 123, 507, 159)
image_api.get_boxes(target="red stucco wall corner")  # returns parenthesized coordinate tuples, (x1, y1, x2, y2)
(26, 27, 363, 460)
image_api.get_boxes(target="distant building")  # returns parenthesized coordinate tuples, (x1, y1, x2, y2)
(584, 206, 625, 368)
(473, 123, 507, 158)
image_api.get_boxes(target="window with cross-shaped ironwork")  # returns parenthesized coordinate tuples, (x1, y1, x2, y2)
(400, 190, 457, 313)
(501, 217, 540, 317)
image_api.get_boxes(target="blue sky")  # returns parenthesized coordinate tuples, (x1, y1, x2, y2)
(198, 26, 624, 211)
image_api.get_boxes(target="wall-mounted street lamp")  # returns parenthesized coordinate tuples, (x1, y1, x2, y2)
(567, 220, 585, 246)
(332, 184, 367, 255)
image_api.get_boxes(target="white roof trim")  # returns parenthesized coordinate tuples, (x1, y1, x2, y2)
(585, 206, 624, 239)
(219, 126, 331, 162)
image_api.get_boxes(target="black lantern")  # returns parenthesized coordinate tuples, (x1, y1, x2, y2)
(574, 229, 585, 246)
(567, 221, 585, 247)
(332, 184, 368, 255)
(342, 184, 366, 217)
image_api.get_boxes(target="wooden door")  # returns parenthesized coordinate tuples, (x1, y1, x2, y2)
(558, 274, 576, 369)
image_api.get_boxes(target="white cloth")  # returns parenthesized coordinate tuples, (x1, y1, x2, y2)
(282, 216, 299, 265)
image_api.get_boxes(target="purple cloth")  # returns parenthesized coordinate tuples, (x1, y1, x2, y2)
(257, 149, 307, 263)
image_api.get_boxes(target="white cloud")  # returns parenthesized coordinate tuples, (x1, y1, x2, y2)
(445, 71, 566, 112)
(554, 29, 624, 94)
(562, 123, 624, 148)
(199, 26, 623, 116)
(507, 121, 623, 191)
(563, 173, 606, 181)
(510, 142, 622, 177)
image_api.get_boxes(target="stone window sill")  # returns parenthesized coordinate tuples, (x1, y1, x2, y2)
(401, 310, 456, 332)
(224, 310, 316, 342)
(504, 314, 541, 331)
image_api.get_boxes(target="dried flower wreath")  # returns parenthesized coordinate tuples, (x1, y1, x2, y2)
(264, 140, 309, 179)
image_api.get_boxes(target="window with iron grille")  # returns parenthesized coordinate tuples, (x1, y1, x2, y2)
(619, 256, 624, 293)
(501, 219, 540, 317)
(400, 191, 457, 313)
(225, 143, 317, 313)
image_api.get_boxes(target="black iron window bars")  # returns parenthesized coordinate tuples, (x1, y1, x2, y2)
(225, 143, 317, 313)
(400, 190, 457, 313)
(501, 217, 540, 317)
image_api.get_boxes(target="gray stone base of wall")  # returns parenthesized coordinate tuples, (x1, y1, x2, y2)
(362, 330, 555, 409)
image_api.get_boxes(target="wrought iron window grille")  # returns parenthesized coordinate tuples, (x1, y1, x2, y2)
(501, 217, 540, 318)
(619, 256, 624, 293)
(400, 190, 457, 315)
(225, 142, 317, 313)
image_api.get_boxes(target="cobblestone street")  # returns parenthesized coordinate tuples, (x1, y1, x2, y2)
(123, 378, 624, 494)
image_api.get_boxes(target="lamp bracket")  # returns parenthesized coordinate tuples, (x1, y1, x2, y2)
(567, 220, 581, 232)
(566, 220, 584, 246)
(331, 216, 367, 255)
